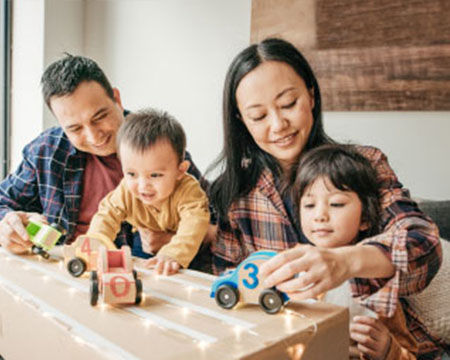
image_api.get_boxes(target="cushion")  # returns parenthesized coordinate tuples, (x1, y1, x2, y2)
(406, 238, 450, 343)
(416, 199, 450, 240)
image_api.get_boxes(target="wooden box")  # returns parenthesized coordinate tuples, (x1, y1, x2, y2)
(0, 248, 349, 359)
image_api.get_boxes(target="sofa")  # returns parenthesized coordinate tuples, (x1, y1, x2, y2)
(407, 199, 450, 345)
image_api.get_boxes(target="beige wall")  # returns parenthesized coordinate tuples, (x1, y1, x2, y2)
(10, 0, 450, 200)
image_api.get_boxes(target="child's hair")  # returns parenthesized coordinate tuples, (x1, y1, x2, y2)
(117, 108, 186, 163)
(294, 144, 381, 237)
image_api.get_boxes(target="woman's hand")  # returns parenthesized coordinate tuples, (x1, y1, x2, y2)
(350, 316, 391, 360)
(259, 245, 350, 300)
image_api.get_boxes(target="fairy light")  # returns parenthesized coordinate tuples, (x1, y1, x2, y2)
(142, 319, 153, 328)
(197, 341, 208, 350)
(67, 287, 78, 296)
(41, 275, 50, 283)
(182, 307, 190, 317)
(233, 325, 243, 339)
(100, 303, 109, 311)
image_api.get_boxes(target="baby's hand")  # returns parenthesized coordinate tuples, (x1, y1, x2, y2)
(145, 254, 181, 275)
(350, 315, 391, 360)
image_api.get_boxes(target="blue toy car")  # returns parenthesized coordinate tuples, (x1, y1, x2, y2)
(210, 250, 289, 314)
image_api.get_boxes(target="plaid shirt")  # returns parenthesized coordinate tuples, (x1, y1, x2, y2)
(0, 125, 201, 250)
(212, 145, 444, 359)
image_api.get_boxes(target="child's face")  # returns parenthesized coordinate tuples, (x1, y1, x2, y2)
(300, 176, 367, 248)
(120, 140, 189, 209)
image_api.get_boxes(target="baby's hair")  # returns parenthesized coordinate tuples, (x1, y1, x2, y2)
(117, 108, 186, 163)
(294, 144, 381, 237)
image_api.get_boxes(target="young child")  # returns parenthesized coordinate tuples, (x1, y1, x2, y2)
(86, 108, 210, 275)
(294, 144, 418, 360)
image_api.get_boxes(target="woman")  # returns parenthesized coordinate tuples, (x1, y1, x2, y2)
(208, 38, 443, 359)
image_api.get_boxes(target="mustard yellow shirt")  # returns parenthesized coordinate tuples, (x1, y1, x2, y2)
(87, 173, 210, 268)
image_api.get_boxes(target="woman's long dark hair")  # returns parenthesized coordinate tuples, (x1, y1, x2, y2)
(208, 38, 334, 220)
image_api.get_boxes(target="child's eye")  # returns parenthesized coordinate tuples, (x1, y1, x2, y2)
(126, 172, 136, 178)
(330, 203, 345, 207)
(281, 99, 297, 109)
(150, 173, 163, 178)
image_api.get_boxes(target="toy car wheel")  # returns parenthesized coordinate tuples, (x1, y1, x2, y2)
(67, 257, 86, 277)
(41, 251, 50, 260)
(215, 284, 239, 309)
(259, 288, 284, 314)
(135, 278, 143, 305)
(90, 271, 99, 306)
(31, 245, 41, 255)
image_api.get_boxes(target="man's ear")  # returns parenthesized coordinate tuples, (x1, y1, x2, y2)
(112, 88, 124, 110)
(177, 160, 190, 178)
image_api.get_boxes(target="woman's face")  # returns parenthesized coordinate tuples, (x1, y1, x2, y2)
(236, 61, 314, 172)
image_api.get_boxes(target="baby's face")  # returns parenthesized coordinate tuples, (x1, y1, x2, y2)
(299, 176, 367, 248)
(120, 140, 188, 209)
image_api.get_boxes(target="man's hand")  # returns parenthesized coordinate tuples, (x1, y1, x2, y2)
(350, 316, 392, 360)
(138, 228, 173, 255)
(0, 211, 48, 254)
(145, 254, 181, 275)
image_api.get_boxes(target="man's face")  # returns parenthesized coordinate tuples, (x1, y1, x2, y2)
(50, 81, 124, 156)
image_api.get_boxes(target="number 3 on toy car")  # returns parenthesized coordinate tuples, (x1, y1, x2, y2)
(242, 263, 259, 289)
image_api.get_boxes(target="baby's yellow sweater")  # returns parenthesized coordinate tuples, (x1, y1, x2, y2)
(87, 173, 210, 268)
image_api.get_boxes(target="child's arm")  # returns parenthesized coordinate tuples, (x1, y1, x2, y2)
(154, 178, 210, 271)
(86, 181, 129, 249)
(350, 316, 417, 360)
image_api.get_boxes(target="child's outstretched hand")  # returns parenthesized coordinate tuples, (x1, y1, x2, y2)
(145, 254, 181, 275)
(350, 315, 391, 360)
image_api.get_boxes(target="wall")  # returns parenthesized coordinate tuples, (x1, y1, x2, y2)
(10, 0, 450, 200)
(84, 0, 251, 177)
(10, 0, 84, 169)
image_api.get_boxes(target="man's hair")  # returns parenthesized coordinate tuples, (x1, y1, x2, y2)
(117, 108, 186, 163)
(294, 144, 381, 237)
(41, 54, 114, 109)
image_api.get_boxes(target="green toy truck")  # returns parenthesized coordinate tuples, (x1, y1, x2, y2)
(26, 220, 65, 259)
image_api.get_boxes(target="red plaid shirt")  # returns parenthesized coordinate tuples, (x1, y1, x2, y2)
(212, 146, 445, 359)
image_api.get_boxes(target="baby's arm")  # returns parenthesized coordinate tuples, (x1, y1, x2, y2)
(350, 316, 416, 360)
(86, 181, 129, 249)
(151, 178, 210, 274)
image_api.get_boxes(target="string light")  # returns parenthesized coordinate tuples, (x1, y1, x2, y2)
(197, 341, 209, 350)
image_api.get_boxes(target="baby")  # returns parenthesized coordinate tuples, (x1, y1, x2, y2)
(86, 108, 210, 275)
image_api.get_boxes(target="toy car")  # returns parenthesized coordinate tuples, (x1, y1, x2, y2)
(63, 235, 109, 277)
(90, 245, 143, 306)
(210, 250, 289, 314)
(26, 220, 65, 259)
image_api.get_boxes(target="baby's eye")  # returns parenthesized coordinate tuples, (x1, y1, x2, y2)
(150, 173, 163, 178)
(126, 172, 136, 178)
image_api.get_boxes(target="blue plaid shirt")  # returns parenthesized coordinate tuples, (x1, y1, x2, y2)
(0, 125, 202, 255)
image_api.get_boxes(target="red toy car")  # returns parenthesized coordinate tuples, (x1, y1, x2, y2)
(90, 246, 143, 306)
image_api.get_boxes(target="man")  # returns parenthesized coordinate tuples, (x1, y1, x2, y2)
(0, 54, 203, 259)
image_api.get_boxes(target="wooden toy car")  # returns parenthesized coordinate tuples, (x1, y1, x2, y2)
(210, 250, 289, 314)
(63, 235, 108, 277)
(90, 245, 143, 306)
(26, 220, 65, 259)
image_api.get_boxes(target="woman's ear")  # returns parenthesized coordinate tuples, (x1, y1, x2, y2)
(309, 88, 315, 109)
